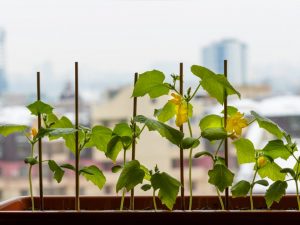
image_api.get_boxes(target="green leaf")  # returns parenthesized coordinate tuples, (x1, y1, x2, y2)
(113, 123, 132, 137)
(181, 137, 200, 149)
(233, 138, 256, 164)
(194, 151, 214, 160)
(132, 70, 169, 98)
(251, 111, 283, 139)
(106, 136, 123, 162)
(134, 115, 184, 146)
(265, 180, 287, 208)
(24, 156, 38, 165)
(35, 127, 78, 140)
(293, 162, 300, 179)
(48, 160, 65, 183)
(281, 168, 296, 179)
(111, 165, 122, 173)
(0, 124, 28, 137)
(262, 140, 291, 160)
(141, 184, 152, 191)
(199, 114, 223, 131)
(222, 106, 238, 116)
(191, 65, 240, 104)
(151, 172, 181, 210)
(91, 126, 112, 152)
(208, 164, 234, 192)
(254, 179, 269, 187)
(258, 162, 286, 181)
(140, 165, 151, 181)
(231, 180, 250, 197)
(60, 163, 75, 171)
(201, 127, 227, 141)
(116, 160, 145, 192)
(80, 165, 106, 190)
(154, 101, 176, 122)
(26, 100, 53, 116)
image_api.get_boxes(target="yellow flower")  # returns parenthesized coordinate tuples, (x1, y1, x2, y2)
(169, 93, 188, 127)
(31, 128, 38, 138)
(257, 156, 268, 168)
(226, 112, 248, 138)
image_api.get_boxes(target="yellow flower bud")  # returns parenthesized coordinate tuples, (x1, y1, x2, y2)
(31, 128, 38, 138)
(257, 156, 268, 168)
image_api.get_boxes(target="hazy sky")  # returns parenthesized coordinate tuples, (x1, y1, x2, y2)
(0, 0, 300, 89)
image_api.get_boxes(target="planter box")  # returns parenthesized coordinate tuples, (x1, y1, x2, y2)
(1, 196, 300, 225)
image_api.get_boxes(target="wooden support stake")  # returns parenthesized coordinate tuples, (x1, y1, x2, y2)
(130, 72, 138, 210)
(179, 62, 185, 210)
(75, 62, 80, 211)
(37, 72, 44, 210)
(224, 59, 229, 210)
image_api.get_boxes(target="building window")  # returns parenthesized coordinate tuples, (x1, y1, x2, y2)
(20, 189, 28, 196)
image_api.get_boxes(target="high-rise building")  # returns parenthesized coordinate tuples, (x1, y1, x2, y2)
(0, 28, 7, 94)
(202, 39, 248, 85)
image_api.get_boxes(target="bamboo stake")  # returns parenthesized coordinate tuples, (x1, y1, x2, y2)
(130, 72, 138, 210)
(224, 60, 229, 210)
(37, 72, 44, 210)
(75, 62, 80, 211)
(179, 62, 185, 210)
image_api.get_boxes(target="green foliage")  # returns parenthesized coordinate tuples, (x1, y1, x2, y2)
(194, 151, 214, 159)
(233, 138, 256, 164)
(48, 160, 65, 183)
(90, 126, 112, 152)
(281, 168, 296, 179)
(132, 70, 169, 98)
(80, 165, 106, 190)
(201, 127, 227, 141)
(141, 184, 152, 191)
(140, 165, 151, 181)
(208, 164, 234, 192)
(231, 180, 251, 197)
(258, 162, 286, 181)
(251, 111, 283, 139)
(181, 137, 200, 149)
(24, 156, 38, 166)
(116, 160, 145, 192)
(151, 172, 181, 210)
(26, 100, 53, 116)
(265, 180, 288, 208)
(254, 179, 269, 187)
(111, 165, 122, 173)
(154, 101, 176, 122)
(222, 106, 238, 116)
(199, 114, 223, 131)
(106, 136, 123, 162)
(0, 124, 28, 137)
(262, 140, 291, 160)
(191, 65, 240, 104)
(60, 163, 75, 171)
(134, 115, 184, 146)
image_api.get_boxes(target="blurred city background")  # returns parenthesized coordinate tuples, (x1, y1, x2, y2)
(1, 0, 300, 201)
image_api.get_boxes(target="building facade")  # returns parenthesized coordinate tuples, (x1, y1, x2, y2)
(203, 39, 248, 86)
(0, 29, 7, 94)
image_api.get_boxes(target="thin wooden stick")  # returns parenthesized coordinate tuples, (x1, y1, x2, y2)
(179, 62, 185, 210)
(224, 59, 229, 210)
(130, 72, 138, 210)
(75, 62, 80, 211)
(37, 72, 44, 211)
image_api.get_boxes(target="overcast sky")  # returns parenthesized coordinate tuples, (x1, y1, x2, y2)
(0, 0, 300, 89)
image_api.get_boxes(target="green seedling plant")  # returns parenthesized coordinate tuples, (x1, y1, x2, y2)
(141, 165, 181, 211)
(132, 65, 241, 210)
(231, 110, 300, 210)
(0, 100, 78, 211)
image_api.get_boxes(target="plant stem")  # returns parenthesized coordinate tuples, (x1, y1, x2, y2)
(214, 139, 224, 157)
(187, 119, 194, 210)
(216, 188, 225, 210)
(188, 83, 201, 101)
(295, 160, 300, 211)
(250, 170, 258, 210)
(29, 165, 34, 211)
(153, 189, 157, 211)
(120, 150, 127, 211)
